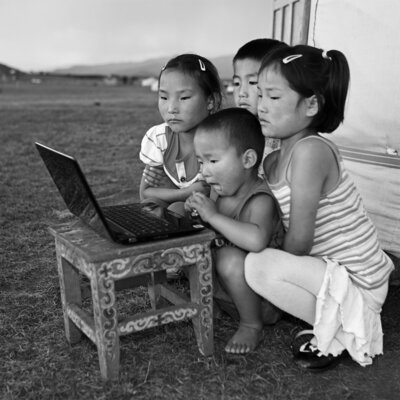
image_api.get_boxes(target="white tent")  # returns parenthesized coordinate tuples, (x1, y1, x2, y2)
(271, 0, 400, 258)
(311, 0, 400, 258)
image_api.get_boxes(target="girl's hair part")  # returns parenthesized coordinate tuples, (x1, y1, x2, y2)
(259, 44, 350, 133)
(159, 54, 223, 113)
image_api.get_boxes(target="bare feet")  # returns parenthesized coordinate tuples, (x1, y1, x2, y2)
(224, 323, 263, 354)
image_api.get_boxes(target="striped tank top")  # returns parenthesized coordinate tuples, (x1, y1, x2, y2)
(267, 135, 394, 290)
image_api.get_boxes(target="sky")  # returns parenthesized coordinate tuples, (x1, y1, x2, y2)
(0, 0, 273, 72)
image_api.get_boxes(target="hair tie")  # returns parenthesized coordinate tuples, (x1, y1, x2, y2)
(282, 54, 303, 64)
(198, 59, 206, 71)
(322, 50, 332, 61)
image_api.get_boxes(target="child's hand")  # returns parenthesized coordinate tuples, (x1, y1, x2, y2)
(189, 180, 211, 196)
(186, 192, 216, 222)
(143, 166, 169, 187)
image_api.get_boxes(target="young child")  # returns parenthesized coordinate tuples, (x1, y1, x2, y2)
(232, 38, 286, 116)
(232, 38, 287, 166)
(139, 54, 223, 279)
(185, 107, 280, 354)
(244, 45, 394, 371)
(139, 54, 223, 211)
(230, 38, 288, 321)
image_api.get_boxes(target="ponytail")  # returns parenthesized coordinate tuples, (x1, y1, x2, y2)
(320, 49, 350, 133)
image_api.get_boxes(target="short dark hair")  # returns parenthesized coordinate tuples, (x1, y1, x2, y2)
(233, 38, 288, 63)
(196, 107, 265, 170)
(159, 53, 223, 113)
(259, 44, 350, 133)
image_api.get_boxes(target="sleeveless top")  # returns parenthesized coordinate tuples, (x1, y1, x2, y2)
(266, 135, 394, 290)
(212, 178, 282, 249)
(139, 122, 201, 188)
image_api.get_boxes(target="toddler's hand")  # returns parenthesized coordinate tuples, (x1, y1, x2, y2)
(186, 191, 216, 223)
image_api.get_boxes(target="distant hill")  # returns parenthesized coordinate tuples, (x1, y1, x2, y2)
(52, 55, 234, 80)
(0, 63, 26, 77)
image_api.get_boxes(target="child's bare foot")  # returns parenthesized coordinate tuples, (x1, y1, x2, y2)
(224, 323, 262, 354)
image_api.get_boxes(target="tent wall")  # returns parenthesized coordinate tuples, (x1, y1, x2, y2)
(309, 0, 400, 258)
(309, 0, 400, 153)
(271, 0, 400, 258)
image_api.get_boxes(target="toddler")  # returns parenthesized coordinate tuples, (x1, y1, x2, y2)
(185, 107, 280, 354)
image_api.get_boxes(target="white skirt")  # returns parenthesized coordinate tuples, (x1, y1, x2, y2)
(313, 257, 389, 366)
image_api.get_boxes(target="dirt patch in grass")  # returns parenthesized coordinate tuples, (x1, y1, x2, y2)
(1, 80, 400, 400)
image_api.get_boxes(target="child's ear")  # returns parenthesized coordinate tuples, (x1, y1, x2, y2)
(242, 149, 258, 169)
(207, 97, 214, 112)
(305, 95, 319, 117)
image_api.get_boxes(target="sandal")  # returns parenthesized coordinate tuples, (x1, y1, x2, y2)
(290, 329, 314, 357)
(294, 340, 344, 372)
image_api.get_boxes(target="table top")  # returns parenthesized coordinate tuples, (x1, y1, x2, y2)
(48, 220, 217, 262)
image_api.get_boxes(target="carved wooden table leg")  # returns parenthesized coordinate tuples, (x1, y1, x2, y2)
(147, 271, 164, 310)
(56, 243, 82, 344)
(187, 242, 214, 356)
(91, 261, 120, 380)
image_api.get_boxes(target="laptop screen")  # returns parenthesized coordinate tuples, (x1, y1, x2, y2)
(35, 143, 114, 241)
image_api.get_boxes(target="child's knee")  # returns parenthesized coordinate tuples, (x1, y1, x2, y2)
(217, 259, 244, 282)
(244, 249, 278, 288)
(216, 247, 245, 281)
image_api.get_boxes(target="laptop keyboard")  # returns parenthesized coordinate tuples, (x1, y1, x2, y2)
(102, 204, 176, 236)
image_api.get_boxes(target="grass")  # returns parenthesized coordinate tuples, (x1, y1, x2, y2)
(1, 79, 400, 400)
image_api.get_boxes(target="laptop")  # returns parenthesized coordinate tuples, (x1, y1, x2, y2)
(35, 142, 205, 245)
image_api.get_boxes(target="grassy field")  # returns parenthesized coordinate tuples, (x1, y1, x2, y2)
(1, 80, 400, 400)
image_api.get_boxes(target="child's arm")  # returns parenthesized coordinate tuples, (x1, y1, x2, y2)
(284, 139, 338, 255)
(142, 165, 171, 188)
(186, 192, 277, 252)
(139, 124, 178, 200)
(139, 165, 176, 201)
(141, 173, 210, 203)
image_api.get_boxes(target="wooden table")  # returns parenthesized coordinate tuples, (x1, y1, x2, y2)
(49, 221, 216, 380)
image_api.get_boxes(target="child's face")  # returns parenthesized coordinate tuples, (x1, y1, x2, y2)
(232, 58, 261, 116)
(158, 69, 212, 133)
(194, 130, 246, 197)
(257, 67, 311, 139)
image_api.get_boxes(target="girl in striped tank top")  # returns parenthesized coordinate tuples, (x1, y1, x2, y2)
(244, 44, 394, 372)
